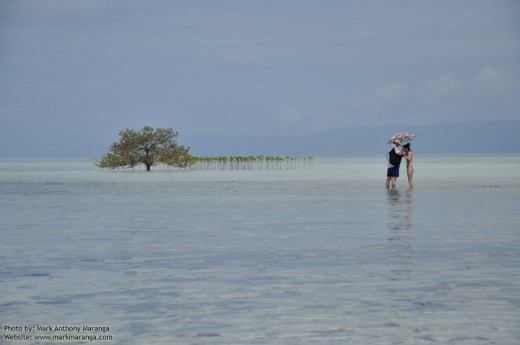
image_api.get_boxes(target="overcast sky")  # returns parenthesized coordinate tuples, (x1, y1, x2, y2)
(1, 0, 519, 155)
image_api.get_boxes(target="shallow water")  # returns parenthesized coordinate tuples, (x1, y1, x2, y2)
(1, 155, 519, 344)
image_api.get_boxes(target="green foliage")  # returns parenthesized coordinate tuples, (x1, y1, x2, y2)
(97, 126, 190, 171)
(98, 126, 313, 172)
(185, 155, 314, 170)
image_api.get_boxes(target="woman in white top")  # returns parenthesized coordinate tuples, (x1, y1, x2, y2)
(402, 143, 414, 189)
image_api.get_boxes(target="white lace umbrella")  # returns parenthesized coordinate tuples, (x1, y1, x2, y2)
(387, 132, 415, 144)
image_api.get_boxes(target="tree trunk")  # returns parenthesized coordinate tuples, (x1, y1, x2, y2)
(146, 164, 151, 171)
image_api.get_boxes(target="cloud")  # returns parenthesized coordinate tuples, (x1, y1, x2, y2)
(273, 104, 338, 134)
(470, 67, 513, 92)
(411, 67, 519, 123)
(326, 66, 519, 127)
(422, 72, 462, 104)
(276, 106, 302, 124)
(421, 67, 515, 105)
(372, 82, 410, 101)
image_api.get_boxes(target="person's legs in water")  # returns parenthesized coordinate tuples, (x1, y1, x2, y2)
(407, 166, 414, 189)
(386, 167, 399, 189)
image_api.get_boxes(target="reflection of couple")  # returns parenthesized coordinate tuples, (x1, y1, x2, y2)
(386, 188, 415, 281)
(386, 142, 414, 189)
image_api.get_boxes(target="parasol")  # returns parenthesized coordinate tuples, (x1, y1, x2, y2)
(387, 132, 415, 144)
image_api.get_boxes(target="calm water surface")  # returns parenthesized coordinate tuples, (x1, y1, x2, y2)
(1, 155, 519, 344)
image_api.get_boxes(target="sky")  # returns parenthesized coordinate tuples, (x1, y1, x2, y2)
(1, 0, 519, 156)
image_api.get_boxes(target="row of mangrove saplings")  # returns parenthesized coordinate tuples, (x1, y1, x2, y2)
(179, 155, 314, 170)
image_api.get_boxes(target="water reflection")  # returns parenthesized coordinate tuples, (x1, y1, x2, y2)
(386, 189, 415, 281)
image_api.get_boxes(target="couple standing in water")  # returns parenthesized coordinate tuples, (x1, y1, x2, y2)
(386, 142, 414, 189)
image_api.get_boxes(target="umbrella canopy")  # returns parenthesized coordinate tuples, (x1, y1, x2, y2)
(387, 132, 415, 144)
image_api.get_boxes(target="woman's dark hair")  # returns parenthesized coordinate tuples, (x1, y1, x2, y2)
(403, 143, 411, 150)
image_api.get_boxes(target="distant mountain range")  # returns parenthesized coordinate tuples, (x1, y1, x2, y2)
(3, 120, 518, 158)
(183, 121, 520, 156)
